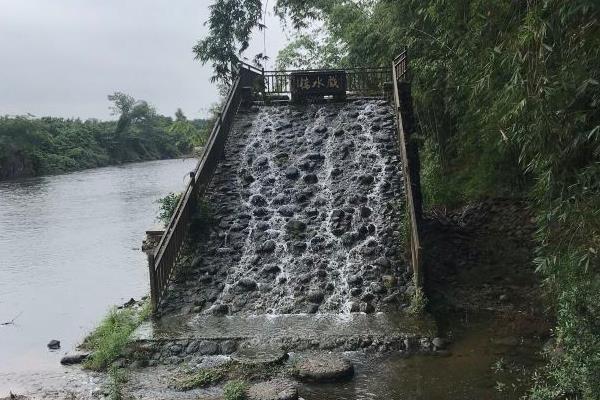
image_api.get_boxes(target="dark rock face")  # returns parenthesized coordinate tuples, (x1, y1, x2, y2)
(158, 100, 409, 316)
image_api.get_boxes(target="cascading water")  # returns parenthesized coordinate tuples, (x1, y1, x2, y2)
(159, 99, 411, 317)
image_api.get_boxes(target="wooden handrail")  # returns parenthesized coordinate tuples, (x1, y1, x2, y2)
(391, 50, 422, 287)
(148, 65, 262, 311)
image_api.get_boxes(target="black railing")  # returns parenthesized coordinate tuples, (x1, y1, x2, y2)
(262, 67, 392, 96)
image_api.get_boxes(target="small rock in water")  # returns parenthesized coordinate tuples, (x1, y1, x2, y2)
(60, 352, 89, 365)
(47, 340, 60, 350)
(247, 378, 298, 400)
(294, 352, 354, 382)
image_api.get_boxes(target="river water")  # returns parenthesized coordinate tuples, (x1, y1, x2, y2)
(0, 158, 196, 392)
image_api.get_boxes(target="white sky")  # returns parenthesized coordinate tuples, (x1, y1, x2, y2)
(0, 0, 289, 120)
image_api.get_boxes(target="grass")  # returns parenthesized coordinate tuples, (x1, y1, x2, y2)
(106, 365, 127, 400)
(172, 367, 226, 390)
(223, 380, 248, 400)
(81, 301, 151, 371)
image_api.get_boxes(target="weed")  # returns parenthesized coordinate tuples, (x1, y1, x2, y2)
(82, 300, 149, 371)
(173, 367, 225, 391)
(223, 380, 248, 400)
(106, 365, 127, 400)
(408, 286, 427, 315)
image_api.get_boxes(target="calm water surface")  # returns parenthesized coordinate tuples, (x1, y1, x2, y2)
(0, 159, 196, 388)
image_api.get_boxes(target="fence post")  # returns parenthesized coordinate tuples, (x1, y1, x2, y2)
(148, 251, 158, 312)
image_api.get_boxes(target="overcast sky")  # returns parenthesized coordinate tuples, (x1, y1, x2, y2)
(0, 0, 289, 120)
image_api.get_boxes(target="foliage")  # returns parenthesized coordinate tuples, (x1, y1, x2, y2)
(0, 94, 209, 180)
(223, 380, 248, 400)
(81, 301, 151, 371)
(157, 192, 182, 224)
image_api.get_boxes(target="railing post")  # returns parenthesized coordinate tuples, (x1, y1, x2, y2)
(148, 251, 158, 312)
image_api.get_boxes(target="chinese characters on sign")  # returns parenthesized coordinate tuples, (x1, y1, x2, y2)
(290, 71, 347, 102)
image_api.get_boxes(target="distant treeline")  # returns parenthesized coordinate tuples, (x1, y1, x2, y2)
(0, 92, 211, 180)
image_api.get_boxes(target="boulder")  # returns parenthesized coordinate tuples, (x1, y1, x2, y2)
(247, 378, 298, 400)
(294, 353, 354, 382)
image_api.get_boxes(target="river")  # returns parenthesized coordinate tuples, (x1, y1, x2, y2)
(0, 158, 196, 393)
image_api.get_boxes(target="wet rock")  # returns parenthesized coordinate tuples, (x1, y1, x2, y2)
(247, 378, 298, 400)
(382, 275, 397, 288)
(285, 219, 307, 234)
(47, 340, 60, 350)
(261, 265, 281, 275)
(374, 257, 391, 269)
(210, 304, 229, 316)
(169, 343, 183, 355)
(285, 166, 300, 179)
(251, 194, 268, 206)
(253, 207, 270, 217)
(259, 240, 277, 253)
(348, 275, 363, 287)
(198, 340, 219, 355)
(359, 174, 375, 185)
(303, 174, 318, 184)
(60, 352, 90, 365)
(186, 341, 199, 354)
(255, 155, 269, 167)
(232, 345, 288, 366)
(220, 340, 237, 354)
(294, 353, 354, 382)
(272, 193, 289, 205)
(238, 278, 258, 291)
(360, 302, 375, 313)
(278, 205, 296, 217)
(307, 291, 325, 304)
(359, 206, 372, 218)
(432, 337, 449, 350)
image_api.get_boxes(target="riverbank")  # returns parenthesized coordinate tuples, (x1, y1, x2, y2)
(0, 110, 208, 180)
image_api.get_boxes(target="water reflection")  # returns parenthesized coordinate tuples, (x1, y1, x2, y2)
(0, 159, 196, 385)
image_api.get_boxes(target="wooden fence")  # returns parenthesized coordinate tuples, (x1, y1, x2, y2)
(148, 64, 261, 311)
(391, 50, 424, 286)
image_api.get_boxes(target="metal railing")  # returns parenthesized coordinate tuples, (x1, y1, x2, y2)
(391, 50, 423, 286)
(261, 67, 392, 95)
(148, 64, 261, 311)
